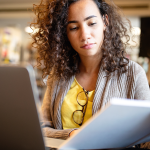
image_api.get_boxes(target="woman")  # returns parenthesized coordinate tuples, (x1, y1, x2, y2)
(32, 0, 150, 148)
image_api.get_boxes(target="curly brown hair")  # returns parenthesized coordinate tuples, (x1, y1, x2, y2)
(31, 0, 131, 80)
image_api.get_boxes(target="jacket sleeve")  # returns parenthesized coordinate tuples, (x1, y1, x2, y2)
(41, 84, 74, 140)
(134, 66, 150, 100)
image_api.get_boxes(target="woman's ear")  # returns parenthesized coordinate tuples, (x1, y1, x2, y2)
(103, 14, 109, 30)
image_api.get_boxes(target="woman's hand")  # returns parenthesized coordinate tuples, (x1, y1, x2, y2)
(69, 130, 78, 137)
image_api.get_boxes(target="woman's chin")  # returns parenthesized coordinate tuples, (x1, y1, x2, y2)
(79, 52, 101, 58)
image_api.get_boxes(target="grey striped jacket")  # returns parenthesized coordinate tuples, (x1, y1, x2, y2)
(41, 60, 150, 147)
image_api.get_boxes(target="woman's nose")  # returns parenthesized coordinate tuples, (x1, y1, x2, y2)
(80, 26, 91, 42)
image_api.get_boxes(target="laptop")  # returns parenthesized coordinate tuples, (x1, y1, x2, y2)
(0, 63, 65, 150)
(1, 63, 150, 150)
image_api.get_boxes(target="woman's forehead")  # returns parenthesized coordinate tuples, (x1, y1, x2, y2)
(68, 0, 101, 21)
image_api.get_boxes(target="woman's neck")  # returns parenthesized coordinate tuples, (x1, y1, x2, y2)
(79, 54, 102, 75)
(75, 54, 102, 91)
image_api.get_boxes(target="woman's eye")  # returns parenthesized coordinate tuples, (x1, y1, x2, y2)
(89, 23, 97, 26)
(70, 27, 78, 31)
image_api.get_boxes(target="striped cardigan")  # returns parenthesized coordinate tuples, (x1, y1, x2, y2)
(41, 60, 150, 147)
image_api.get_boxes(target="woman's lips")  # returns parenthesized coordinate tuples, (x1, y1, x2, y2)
(81, 43, 95, 49)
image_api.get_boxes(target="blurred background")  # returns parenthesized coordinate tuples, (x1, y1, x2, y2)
(0, 0, 150, 101)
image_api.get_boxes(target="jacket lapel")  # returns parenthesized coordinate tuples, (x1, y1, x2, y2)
(54, 75, 75, 129)
(92, 65, 112, 115)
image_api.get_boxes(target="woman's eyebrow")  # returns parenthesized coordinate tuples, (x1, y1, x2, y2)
(67, 15, 97, 24)
(84, 15, 97, 21)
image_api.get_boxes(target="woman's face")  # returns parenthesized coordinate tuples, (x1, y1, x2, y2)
(67, 0, 105, 58)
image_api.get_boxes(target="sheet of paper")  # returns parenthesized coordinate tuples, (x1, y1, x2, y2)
(59, 98, 150, 150)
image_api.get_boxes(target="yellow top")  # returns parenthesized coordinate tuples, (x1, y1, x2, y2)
(61, 78, 95, 129)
